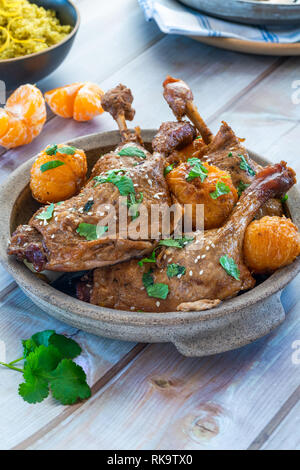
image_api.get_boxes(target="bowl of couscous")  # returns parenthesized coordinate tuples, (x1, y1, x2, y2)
(0, 0, 80, 89)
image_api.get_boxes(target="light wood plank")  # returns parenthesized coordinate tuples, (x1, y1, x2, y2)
(27, 276, 300, 450)
(0, 288, 135, 450)
(261, 398, 300, 450)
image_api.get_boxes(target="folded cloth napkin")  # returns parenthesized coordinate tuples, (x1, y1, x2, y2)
(138, 0, 300, 43)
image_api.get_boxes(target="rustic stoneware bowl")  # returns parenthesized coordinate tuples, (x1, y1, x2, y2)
(0, 130, 299, 357)
(0, 0, 80, 90)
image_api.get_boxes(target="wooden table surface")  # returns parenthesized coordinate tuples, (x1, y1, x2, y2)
(0, 0, 299, 450)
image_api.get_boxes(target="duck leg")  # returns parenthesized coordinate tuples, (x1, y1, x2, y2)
(163, 76, 213, 144)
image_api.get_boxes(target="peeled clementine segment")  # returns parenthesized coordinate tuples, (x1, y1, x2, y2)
(0, 84, 46, 149)
(73, 82, 104, 121)
(0, 110, 29, 148)
(0, 109, 9, 138)
(44, 83, 83, 118)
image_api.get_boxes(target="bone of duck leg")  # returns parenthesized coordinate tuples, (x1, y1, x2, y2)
(163, 76, 213, 144)
(87, 161, 296, 312)
(101, 84, 136, 142)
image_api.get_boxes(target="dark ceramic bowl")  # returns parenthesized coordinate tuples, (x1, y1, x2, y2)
(0, 0, 80, 90)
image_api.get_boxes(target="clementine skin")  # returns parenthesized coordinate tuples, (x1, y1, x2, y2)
(244, 216, 300, 273)
(166, 161, 238, 229)
(30, 144, 87, 204)
(0, 84, 46, 149)
(44, 82, 104, 121)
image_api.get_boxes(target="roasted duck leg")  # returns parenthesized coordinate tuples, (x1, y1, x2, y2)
(80, 161, 296, 312)
(162, 76, 283, 218)
(8, 84, 172, 272)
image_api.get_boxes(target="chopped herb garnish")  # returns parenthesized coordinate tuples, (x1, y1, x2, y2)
(239, 155, 256, 177)
(237, 181, 250, 197)
(94, 169, 135, 196)
(210, 180, 231, 199)
(118, 146, 147, 159)
(76, 223, 108, 241)
(147, 283, 169, 300)
(45, 144, 58, 155)
(167, 263, 186, 278)
(186, 158, 208, 182)
(219, 255, 240, 281)
(57, 146, 76, 155)
(83, 200, 94, 212)
(228, 152, 233, 157)
(159, 236, 194, 249)
(36, 203, 55, 221)
(142, 271, 154, 288)
(44, 144, 76, 156)
(138, 250, 156, 267)
(142, 270, 169, 300)
(281, 194, 288, 203)
(128, 192, 143, 220)
(40, 160, 65, 173)
(164, 164, 174, 176)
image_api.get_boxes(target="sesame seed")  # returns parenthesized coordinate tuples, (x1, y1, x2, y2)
(148, 179, 152, 186)
(51, 234, 55, 239)
(199, 270, 204, 275)
(201, 254, 206, 259)
(189, 270, 193, 276)
(87, 212, 93, 216)
(194, 258, 199, 264)
(99, 212, 104, 216)
(168, 258, 172, 263)
(156, 301, 160, 307)
(206, 246, 210, 251)
(105, 205, 110, 210)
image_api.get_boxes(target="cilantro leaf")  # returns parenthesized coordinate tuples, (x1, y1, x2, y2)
(281, 194, 288, 203)
(49, 334, 82, 360)
(40, 160, 65, 173)
(128, 192, 143, 220)
(228, 152, 233, 157)
(186, 159, 208, 182)
(138, 250, 156, 267)
(94, 170, 135, 196)
(164, 164, 174, 176)
(49, 359, 91, 405)
(142, 271, 154, 288)
(237, 181, 250, 197)
(76, 223, 108, 241)
(36, 203, 55, 221)
(18, 377, 49, 404)
(45, 144, 58, 155)
(22, 330, 55, 358)
(57, 146, 76, 155)
(239, 155, 256, 177)
(83, 200, 94, 212)
(159, 236, 194, 249)
(18, 345, 62, 404)
(142, 271, 169, 300)
(146, 283, 169, 300)
(210, 180, 231, 199)
(219, 255, 240, 281)
(167, 263, 186, 278)
(118, 146, 146, 159)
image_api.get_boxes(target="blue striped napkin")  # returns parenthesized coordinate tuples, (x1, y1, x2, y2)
(138, 0, 300, 43)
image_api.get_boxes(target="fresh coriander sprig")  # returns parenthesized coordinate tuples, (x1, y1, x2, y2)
(0, 330, 91, 405)
(186, 158, 208, 183)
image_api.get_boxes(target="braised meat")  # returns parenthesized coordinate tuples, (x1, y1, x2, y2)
(85, 161, 296, 312)
(163, 76, 283, 218)
(152, 121, 197, 156)
(8, 84, 172, 271)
